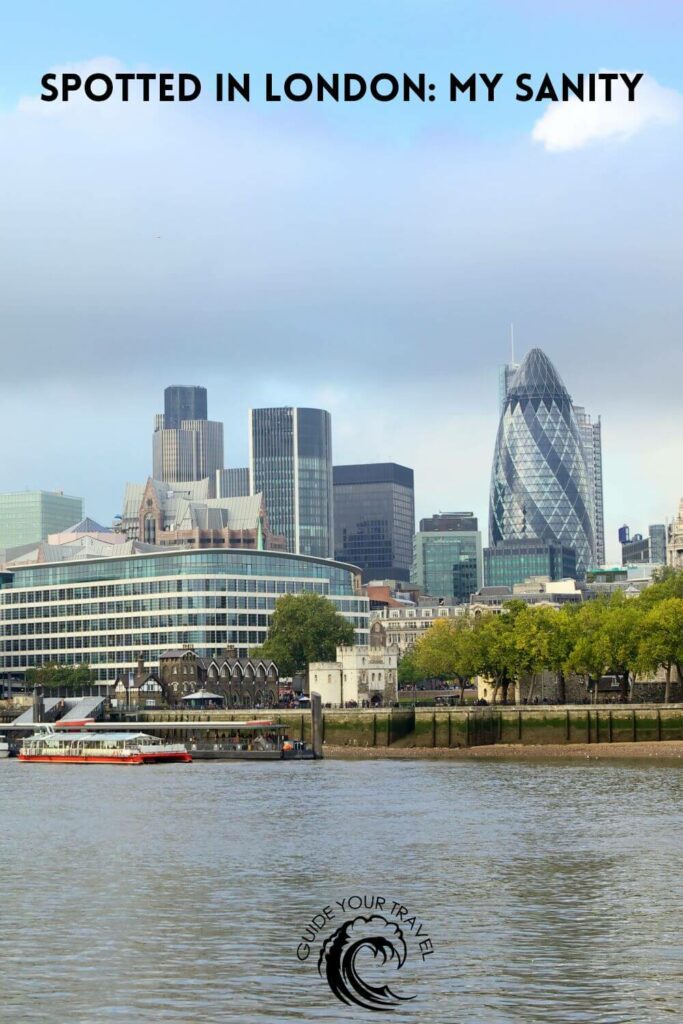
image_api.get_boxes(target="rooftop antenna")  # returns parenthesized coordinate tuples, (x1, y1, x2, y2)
(510, 322, 515, 364)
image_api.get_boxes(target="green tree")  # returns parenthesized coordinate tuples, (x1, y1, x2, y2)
(637, 597, 683, 702)
(567, 595, 641, 701)
(250, 593, 354, 677)
(25, 662, 93, 694)
(413, 618, 467, 682)
(397, 650, 429, 688)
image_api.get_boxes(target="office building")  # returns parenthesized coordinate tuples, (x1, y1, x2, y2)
(484, 538, 577, 589)
(163, 385, 208, 428)
(216, 468, 250, 498)
(489, 348, 595, 576)
(152, 385, 224, 485)
(620, 523, 667, 565)
(412, 513, 483, 602)
(249, 407, 333, 559)
(0, 535, 368, 681)
(573, 406, 605, 566)
(333, 463, 414, 582)
(0, 490, 83, 552)
(621, 534, 649, 564)
(649, 524, 667, 565)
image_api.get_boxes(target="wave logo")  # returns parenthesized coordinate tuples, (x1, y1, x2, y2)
(318, 913, 417, 1012)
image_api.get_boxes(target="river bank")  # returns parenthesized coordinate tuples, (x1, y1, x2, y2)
(323, 740, 683, 761)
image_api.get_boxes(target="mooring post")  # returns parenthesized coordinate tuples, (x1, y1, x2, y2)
(310, 692, 323, 758)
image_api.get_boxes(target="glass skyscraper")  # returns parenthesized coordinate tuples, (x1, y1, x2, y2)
(152, 385, 224, 485)
(333, 463, 415, 582)
(573, 406, 605, 566)
(249, 407, 333, 559)
(0, 491, 83, 551)
(163, 386, 208, 428)
(489, 348, 595, 577)
(412, 514, 483, 602)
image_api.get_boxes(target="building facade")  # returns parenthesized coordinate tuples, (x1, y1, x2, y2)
(333, 463, 414, 582)
(249, 407, 333, 559)
(120, 478, 284, 551)
(573, 406, 605, 566)
(484, 538, 576, 589)
(620, 523, 667, 565)
(370, 603, 464, 656)
(649, 524, 667, 565)
(163, 385, 208, 428)
(310, 642, 399, 707)
(0, 491, 83, 552)
(0, 548, 367, 682)
(412, 514, 483, 603)
(667, 499, 683, 569)
(153, 385, 224, 485)
(489, 348, 595, 577)
(215, 468, 250, 498)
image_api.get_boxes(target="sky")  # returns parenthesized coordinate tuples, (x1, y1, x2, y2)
(1, 1, 682, 563)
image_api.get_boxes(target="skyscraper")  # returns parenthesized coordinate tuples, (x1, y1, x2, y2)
(249, 407, 333, 559)
(163, 385, 207, 428)
(0, 490, 84, 552)
(573, 406, 605, 565)
(152, 386, 224, 485)
(412, 513, 483, 602)
(215, 467, 250, 498)
(489, 348, 595, 577)
(333, 463, 415, 582)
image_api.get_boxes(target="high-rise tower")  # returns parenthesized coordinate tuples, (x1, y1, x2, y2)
(489, 349, 595, 576)
(573, 406, 605, 566)
(152, 385, 224, 484)
(249, 407, 333, 559)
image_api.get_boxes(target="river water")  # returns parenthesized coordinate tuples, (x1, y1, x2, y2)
(1, 757, 682, 1023)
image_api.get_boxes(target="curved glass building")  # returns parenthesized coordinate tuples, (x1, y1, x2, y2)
(489, 348, 595, 576)
(0, 548, 367, 681)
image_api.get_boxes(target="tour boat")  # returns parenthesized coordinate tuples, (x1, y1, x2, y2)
(0, 739, 9, 759)
(19, 726, 192, 765)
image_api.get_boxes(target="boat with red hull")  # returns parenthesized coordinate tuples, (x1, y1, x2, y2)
(19, 726, 191, 765)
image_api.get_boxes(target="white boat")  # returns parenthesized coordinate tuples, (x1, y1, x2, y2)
(19, 726, 192, 765)
(0, 741, 9, 759)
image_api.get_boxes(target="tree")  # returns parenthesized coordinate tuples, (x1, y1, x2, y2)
(397, 650, 429, 688)
(567, 595, 641, 701)
(250, 593, 354, 677)
(24, 662, 93, 694)
(637, 598, 683, 702)
(413, 618, 467, 682)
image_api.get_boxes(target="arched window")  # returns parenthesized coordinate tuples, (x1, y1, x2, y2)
(143, 515, 156, 544)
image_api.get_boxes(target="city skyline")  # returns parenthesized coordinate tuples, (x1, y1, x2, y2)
(0, 351, 678, 566)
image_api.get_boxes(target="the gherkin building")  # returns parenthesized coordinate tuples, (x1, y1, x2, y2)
(489, 348, 595, 576)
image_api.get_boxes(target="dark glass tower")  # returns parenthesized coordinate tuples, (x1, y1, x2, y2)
(249, 408, 333, 559)
(333, 463, 415, 581)
(163, 386, 208, 429)
(489, 349, 595, 576)
(153, 385, 223, 484)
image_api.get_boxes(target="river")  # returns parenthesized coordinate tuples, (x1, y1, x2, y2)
(1, 757, 682, 1022)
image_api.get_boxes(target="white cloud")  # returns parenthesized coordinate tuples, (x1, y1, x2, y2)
(532, 72, 682, 152)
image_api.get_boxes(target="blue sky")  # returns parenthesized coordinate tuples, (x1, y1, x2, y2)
(1, 1, 682, 561)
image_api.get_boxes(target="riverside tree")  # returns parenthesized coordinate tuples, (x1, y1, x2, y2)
(24, 662, 93, 694)
(401, 569, 683, 704)
(250, 592, 355, 677)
